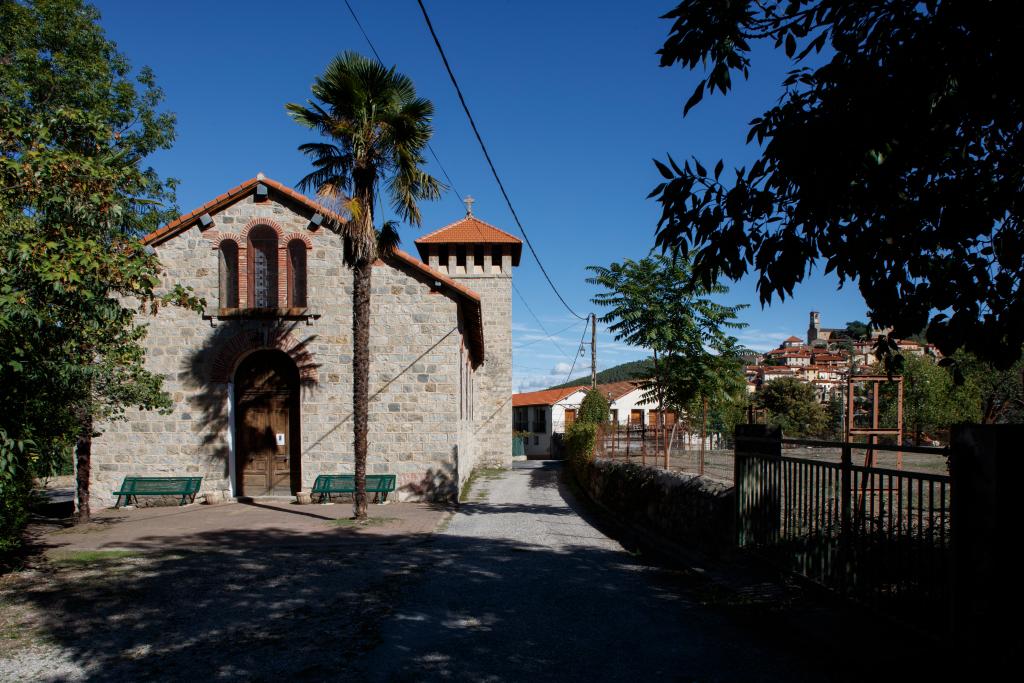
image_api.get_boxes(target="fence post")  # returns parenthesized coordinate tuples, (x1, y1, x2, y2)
(838, 440, 853, 592)
(950, 424, 1024, 657)
(734, 424, 782, 548)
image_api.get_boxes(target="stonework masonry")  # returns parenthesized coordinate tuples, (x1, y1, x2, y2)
(450, 273, 513, 470)
(88, 187, 498, 511)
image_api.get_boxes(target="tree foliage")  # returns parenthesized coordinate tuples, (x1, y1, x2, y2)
(287, 53, 442, 518)
(842, 321, 870, 341)
(577, 390, 609, 425)
(951, 350, 1023, 425)
(651, 0, 1024, 369)
(587, 252, 749, 435)
(756, 377, 827, 438)
(875, 353, 981, 443)
(1, 0, 201, 533)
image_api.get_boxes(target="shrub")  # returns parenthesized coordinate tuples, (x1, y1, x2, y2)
(578, 390, 610, 425)
(1, 431, 33, 558)
(564, 422, 598, 470)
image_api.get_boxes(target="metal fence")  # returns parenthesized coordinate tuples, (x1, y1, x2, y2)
(594, 423, 720, 473)
(735, 429, 951, 632)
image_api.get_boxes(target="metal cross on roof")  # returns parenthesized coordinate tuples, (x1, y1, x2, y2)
(464, 195, 475, 215)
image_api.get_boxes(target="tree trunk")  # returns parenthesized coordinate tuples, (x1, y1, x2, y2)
(75, 425, 92, 523)
(352, 259, 372, 520)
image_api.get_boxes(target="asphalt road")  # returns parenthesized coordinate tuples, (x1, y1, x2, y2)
(356, 461, 827, 682)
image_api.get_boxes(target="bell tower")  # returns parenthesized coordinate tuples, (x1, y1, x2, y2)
(415, 203, 522, 468)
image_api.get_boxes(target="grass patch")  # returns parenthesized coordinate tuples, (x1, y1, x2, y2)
(459, 467, 506, 502)
(327, 517, 398, 528)
(48, 549, 143, 566)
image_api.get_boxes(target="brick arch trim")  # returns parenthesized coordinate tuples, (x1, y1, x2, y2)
(210, 329, 318, 384)
(240, 217, 285, 240)
(284, 232, 313, 249)
(208, 234, 241, 250)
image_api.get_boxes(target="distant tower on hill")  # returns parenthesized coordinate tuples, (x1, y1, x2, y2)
(808, 311, 822, 345)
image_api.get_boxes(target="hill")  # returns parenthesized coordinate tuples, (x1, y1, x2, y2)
(549, 359, 653, 389)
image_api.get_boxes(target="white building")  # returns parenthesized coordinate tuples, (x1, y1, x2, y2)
(512, 380, 685, 457)
(512, 387, 587, 457)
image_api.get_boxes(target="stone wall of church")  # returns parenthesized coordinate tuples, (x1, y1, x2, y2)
(450, 270, 513, 470)
(87, 192, 471, 510)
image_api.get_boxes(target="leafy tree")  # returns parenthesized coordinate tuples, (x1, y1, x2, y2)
(843, 321, 870, 341)
(756, 377, 827, 438)
(577, 390, 609, 425)
(651, 0, 1024, 369)
(952, 350, 1023, 425)
(587, 252, 748, 455)
(825, 394, 844, 439)
(287, 52, 442, 519)
(1, 0, 201, 530)
(876, 353, 980, 444)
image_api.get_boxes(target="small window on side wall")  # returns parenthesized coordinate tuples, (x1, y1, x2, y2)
(219, 240, 239, 309)
(288, 240, 307, 308)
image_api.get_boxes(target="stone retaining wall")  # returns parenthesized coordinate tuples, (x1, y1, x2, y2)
(574, 460, 735, 555)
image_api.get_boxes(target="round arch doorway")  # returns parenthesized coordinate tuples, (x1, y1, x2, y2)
(234, 350, 301, 497)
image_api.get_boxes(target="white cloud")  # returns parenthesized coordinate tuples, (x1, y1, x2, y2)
(551, 362, 572, 374)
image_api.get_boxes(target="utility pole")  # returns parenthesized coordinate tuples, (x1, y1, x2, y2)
(591, 313, 597, 389)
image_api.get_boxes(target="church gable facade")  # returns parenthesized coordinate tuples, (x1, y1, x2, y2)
(88, 175, 517, 510)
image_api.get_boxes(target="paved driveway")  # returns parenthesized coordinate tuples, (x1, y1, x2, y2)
(355, 461, 825, 682)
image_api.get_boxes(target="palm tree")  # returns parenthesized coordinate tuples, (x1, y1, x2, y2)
(287, 52, 442, 519)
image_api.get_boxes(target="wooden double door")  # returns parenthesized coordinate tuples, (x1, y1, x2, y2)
(235, 351, 300, 497)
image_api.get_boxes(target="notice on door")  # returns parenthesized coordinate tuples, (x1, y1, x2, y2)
(276, 433, 285, 446)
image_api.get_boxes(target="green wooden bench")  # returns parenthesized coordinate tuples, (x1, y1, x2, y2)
(113, 476, 203, 508)
(311, 474, 396, 504)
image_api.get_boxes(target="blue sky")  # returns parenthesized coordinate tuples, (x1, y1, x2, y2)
(91, 0, 870, 391)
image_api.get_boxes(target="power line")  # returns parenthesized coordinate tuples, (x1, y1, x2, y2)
(415, 0, 589, 322)
(342, 0, 463, 205)
(562, 321, 591, 386)
(515, 321, 582, 350)
(512, 281, 573, 358)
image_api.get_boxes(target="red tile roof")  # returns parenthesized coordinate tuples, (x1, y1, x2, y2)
(142, 175, 347, 247)
(414, 214, 522, 266)
(784, 336, 803, 342)
(587, 380, 642, 402)
(141, 175, 486, 365)
(512, 386, 583, 407)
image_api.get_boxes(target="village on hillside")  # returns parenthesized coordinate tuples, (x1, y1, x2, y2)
(741, 310, 940, 401)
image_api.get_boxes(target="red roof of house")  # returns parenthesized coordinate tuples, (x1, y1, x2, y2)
(141, 175, 487, 365)
(512, 386, 582, 407)
(784, 336, 803, 342)
(414, 214, 522, 266)
(587, 380, 642, 402)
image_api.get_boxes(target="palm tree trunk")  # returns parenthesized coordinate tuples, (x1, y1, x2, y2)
(75, 422, 92, 523)
(352, 259, 372, 520)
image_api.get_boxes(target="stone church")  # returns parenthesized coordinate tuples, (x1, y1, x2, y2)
(87, 174, 520, 510)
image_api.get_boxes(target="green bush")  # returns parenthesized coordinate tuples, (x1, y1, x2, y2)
(1, 430, 33, 558)
(578, 390, 610, 425)
(564, 422, 598, 470)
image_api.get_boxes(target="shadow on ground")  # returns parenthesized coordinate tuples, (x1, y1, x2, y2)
(3, 466, 948, 682)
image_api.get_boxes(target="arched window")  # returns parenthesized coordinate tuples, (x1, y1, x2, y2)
(248, 225, 278, 308)
(219, 240, 239, 309)
(288, 239, 307, 308)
